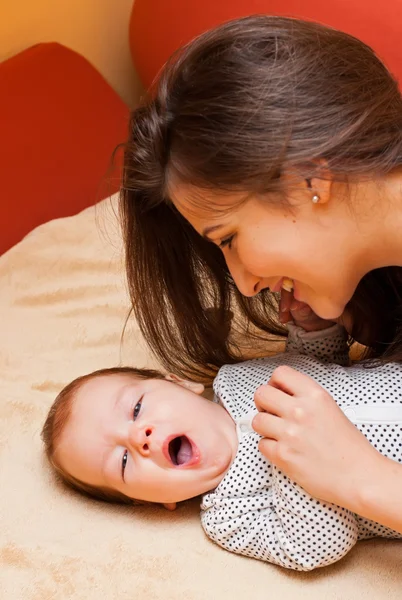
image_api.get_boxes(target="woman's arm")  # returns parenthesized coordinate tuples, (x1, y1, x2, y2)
(351, 454, 402, 533)
(252, 365, 402, 534)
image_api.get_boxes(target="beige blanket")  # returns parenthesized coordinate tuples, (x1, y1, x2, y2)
(1, 194, 401, 599)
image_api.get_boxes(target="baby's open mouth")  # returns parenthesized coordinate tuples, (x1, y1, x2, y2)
(168, 435, 193, 466)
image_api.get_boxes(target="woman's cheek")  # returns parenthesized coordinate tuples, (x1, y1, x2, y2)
(239, 239, 277, 274)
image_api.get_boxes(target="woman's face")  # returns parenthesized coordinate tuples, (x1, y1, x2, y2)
(172, 180, 368, 321)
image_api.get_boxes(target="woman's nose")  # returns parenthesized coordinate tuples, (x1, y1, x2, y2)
(128, 423, 153, 456)
(226, 257, 261, 297)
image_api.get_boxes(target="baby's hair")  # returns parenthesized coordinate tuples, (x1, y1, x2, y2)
(41, 366, 165, 505)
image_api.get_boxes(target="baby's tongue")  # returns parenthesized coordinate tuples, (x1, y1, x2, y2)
(177, 437, 192, 465)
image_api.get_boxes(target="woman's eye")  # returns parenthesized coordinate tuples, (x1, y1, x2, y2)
(133, 398, 142, 420)
(122, 450, 128, 479)
(219, 235, 234, 250)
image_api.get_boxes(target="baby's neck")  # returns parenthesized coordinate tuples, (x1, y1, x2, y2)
(198, 400, 239, 495)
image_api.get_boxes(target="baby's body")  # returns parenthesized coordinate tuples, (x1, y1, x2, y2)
(44, 324, 402, 571)
(202, 324, 402, 570)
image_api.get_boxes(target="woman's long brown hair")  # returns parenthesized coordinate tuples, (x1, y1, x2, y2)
(120, 16, 402, 382)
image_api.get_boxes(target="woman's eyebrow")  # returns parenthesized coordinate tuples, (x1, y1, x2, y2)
(202, 224, 224, 240)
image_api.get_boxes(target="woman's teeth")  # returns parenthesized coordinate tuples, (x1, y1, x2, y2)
(282, 278, 294, 292)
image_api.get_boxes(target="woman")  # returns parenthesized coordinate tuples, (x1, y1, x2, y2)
(120, 16, 402, 532)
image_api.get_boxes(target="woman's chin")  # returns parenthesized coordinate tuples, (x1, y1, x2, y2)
(309, 297, 347, 322)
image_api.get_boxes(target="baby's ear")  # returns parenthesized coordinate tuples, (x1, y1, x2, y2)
(165, 373, 204, 395)
(163, 502, 177, 511)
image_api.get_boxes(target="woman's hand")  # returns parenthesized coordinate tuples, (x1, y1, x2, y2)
(252, 365, 383, 509)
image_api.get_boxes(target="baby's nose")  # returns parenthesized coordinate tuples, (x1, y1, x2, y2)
(128, 423, 153, 456)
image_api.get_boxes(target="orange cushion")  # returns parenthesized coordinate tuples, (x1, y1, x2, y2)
(0, 43, 129, 255)
(129, 0, 402, 89)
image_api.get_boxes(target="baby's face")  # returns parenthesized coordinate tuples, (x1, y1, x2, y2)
(57, 374, 238, 504)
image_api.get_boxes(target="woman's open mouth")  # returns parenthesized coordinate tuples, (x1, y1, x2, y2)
(164, 435, 200, 467)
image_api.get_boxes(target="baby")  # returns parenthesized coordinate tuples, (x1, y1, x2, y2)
(42, 323, 402, 571)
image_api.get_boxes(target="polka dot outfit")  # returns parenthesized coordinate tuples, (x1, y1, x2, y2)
(201, 324, 402, 571)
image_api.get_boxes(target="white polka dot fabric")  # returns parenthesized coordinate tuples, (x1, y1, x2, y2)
(201, 324, 402, 570)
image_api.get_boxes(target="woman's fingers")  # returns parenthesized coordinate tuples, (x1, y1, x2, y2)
(258, 437, 279, 463)
(268, 365, 323, 396)
(254, 366, 320, 416)
(252, 412, 284, 441)
(254, 383, 290, 415)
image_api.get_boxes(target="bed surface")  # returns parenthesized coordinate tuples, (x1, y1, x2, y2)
(1, 195, 401, 599)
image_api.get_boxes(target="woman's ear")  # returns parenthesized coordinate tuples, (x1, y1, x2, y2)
(165, 373, 204, 395)
(309, 159, 333, 205)
(163, 502, 177, 511)
(309, 176, 332, 205)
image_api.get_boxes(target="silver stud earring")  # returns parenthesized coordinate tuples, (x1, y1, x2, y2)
(312, 194, 320, 204)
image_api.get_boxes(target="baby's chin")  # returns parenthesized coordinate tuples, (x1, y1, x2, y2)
(208, 449, 236, 482)
(182, 458, 234, 500)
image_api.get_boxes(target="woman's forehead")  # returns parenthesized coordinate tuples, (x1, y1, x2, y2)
(170, 182, 250, 220)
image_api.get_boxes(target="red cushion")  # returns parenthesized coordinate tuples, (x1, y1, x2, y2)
(130, 0, 402, 89)
(0, 43, 129, 255)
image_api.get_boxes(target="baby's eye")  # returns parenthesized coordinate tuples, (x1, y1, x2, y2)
(133, 397, 142, 420)
(122, 450, 128, 479)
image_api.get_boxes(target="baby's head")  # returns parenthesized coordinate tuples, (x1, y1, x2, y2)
(42, 367, 237, 510)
